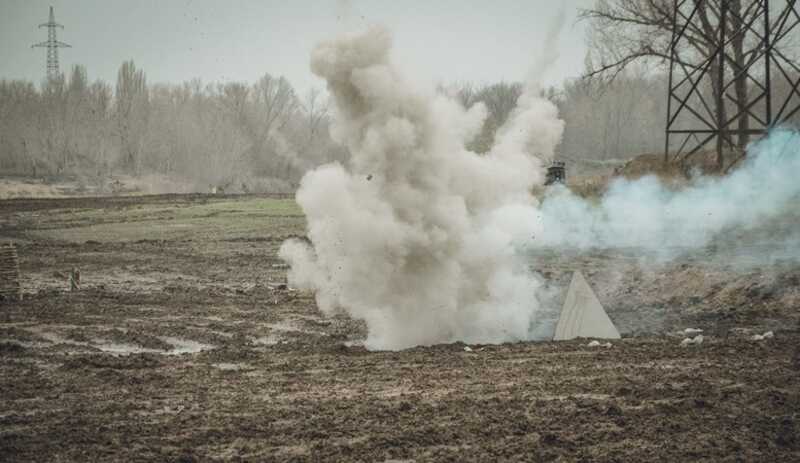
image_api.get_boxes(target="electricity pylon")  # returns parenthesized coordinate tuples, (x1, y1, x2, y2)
(31, 6, 71, 82)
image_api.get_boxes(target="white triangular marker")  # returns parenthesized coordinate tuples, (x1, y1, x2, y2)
(553, 271, 621, 341)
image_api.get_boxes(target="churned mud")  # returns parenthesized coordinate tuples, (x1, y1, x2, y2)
(1, 194, 798, 461)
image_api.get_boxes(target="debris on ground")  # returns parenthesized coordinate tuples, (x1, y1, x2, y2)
(3, 194, 799, 461)
(587, 340, 613, 348)
(683, 328, 704, 335)
(681, 335, 704, 346)
(751, 331, 774, 341)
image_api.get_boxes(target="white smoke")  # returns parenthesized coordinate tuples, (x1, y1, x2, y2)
(279, 23, 800, 351)
(279, 25, 564, 350)
(534, 129, 800, 257)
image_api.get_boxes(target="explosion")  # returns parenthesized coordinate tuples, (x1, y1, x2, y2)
(279, 25, 563, 350)
(281, 25, 800, 351)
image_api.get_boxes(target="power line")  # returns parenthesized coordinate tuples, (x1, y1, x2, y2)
(31, 6, 71, 82)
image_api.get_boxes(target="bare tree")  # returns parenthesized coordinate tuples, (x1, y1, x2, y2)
(446, 81, 523, 153)
(39, 74, 70, 175)
(580, 0, 776, 167)
(0, 80, 42, 174)
(0, 62, 348, 192)
(303, 88, 329, 143)
(298, 88, 330, 161)
(558, 71, 668, 161)
(219, 82, 250, 128)
(250, 75, 298, 148)
(114, 60, 149, 174)
(245, 74, 299, 176)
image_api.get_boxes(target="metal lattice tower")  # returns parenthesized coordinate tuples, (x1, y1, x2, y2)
(31, 6, 71, 82)
(665, 0, 800, 168)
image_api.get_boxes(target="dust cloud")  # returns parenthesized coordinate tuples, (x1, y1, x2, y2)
(280, 25, 563, 350)
(535, 129, 800, 259)
(281, 24, 800, 350)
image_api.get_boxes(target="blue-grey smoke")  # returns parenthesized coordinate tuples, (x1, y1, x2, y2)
(532, 129, 800, 260)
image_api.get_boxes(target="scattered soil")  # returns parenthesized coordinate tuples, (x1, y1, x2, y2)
(1, 194, 798, 461)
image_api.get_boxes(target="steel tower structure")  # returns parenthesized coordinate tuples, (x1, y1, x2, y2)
(31, 6, 71, 82)
(665, 0, 800, 168)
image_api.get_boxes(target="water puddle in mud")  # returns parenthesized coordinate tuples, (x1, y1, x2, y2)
(212, 362, 252, 371)
(160, 337, 214, 355)
(252, 335, 284, 346)
(93, 340, 160, 355)
(17, 326, 215, 356)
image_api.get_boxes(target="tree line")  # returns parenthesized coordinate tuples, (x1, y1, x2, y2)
(0, 63, 736, 188)
(1, 59, 674, 188)
(0, 61, 346, 192)
(4, 0, 800, 190)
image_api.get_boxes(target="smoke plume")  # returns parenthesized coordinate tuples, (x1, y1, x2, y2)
(280, 24, 800, 351)
(279, 25, 564, 350)
(534, 129, 800, 257)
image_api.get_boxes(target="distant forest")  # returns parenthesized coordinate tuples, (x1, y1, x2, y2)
(4, 0, 800, 191)
(0, 60, 679, 189)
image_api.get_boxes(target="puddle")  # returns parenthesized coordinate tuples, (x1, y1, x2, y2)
(160, 336, 214, 355)
(0, 339, 49, 349)
(92, 340, 160, 355)
(212, 362, 252, 371)
(252, 335, 286, 346)
(19, 327, 215, 356)
(249, 318, 332, 346)
(30, 330, 89, 348)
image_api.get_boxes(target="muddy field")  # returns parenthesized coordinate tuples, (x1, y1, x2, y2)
(1, 194, 798, 461)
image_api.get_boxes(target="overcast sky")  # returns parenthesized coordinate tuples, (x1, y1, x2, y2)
(1, 0, 595, 93)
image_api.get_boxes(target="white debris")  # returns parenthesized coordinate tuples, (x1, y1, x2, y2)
(751, 331, 774, 341)
(463, 346, 473, 352)
(683, 328, 704, 335)
(680, 335, 704, 347)
(586, 340, 613, 348)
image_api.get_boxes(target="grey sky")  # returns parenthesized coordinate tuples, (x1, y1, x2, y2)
(1, 0, 595, 93)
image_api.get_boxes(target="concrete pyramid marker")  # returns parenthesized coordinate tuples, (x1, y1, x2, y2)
(553, 271, 621, 341)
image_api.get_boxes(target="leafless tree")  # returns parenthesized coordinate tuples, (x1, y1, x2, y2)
(580, 0, 785, 167)
(302, 88, 329, 145)
(251, 75, 299, 149)
(0, 62, 350, 192)
(558, 71, 669, 161)
(446, 81, 523, 153)
(114, 60, 149, 174)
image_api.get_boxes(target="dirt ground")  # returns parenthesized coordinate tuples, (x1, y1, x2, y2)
(1, 194, 798, 462)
